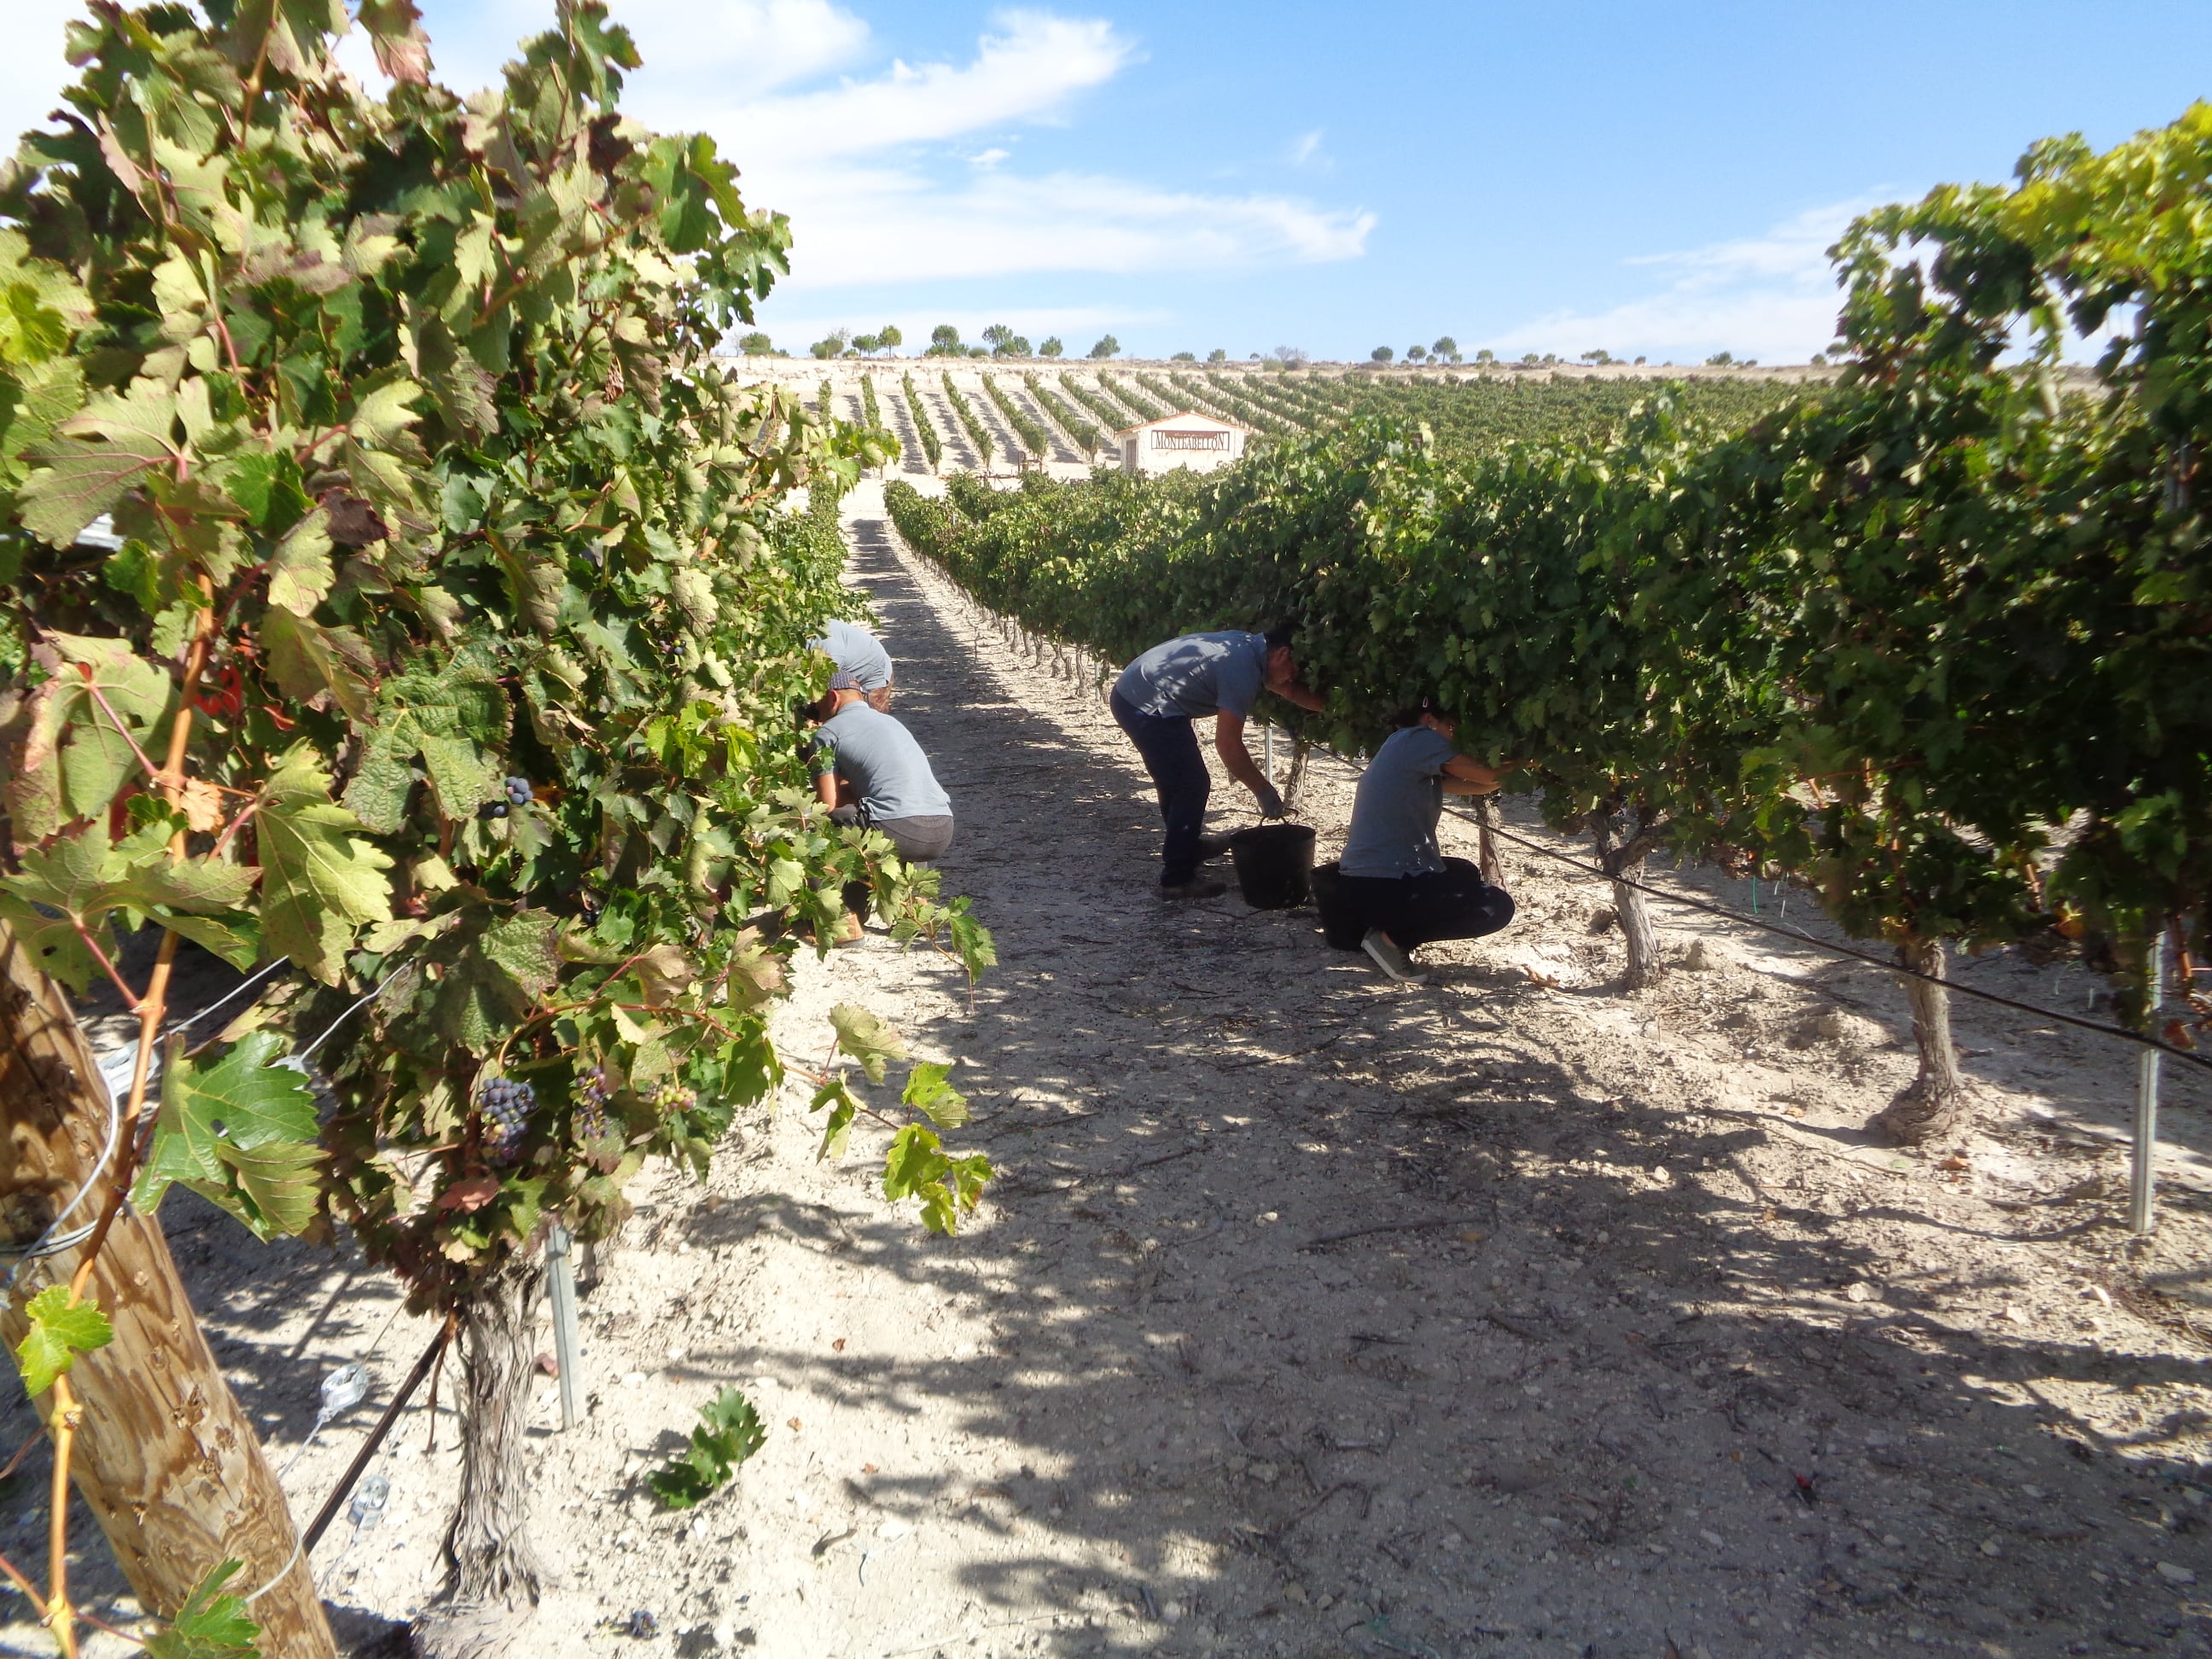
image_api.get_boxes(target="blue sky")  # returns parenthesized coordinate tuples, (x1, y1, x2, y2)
(7, 1, 2210, 361)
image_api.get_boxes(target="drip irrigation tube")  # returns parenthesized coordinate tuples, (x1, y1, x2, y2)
(1439, 800, 2211, 1074)
(301, 1324, 450, 1555)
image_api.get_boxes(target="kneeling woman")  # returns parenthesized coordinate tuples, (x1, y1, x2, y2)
(808, 670, 954, 934)
(1338, 698, 1515, 983)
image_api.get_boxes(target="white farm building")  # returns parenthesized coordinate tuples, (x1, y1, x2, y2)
(1113, 410, 1249, 476)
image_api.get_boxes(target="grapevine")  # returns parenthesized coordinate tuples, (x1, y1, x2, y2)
(940, 372, 997, 466)
(1097, 371, 1166, 425)
(901, 370, 944, 472)
(982, 376, 1053, 463)
(0, 3, 995, 1651)
(1024, 373, 1103, 456)
(1057, 372, 1140, 439)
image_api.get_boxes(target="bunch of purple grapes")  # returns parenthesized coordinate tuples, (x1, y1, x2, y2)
(574, 1069, 614, 1142)
(478, 1077, 536, 1160)
(480, 777, 533, 821)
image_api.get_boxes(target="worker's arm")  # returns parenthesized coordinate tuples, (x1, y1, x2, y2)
(1441, 754, 1515, 796)
(1214, 713, 1286, 816)
(813, 770, 841, 810)
(1270, 680, 1326, 713)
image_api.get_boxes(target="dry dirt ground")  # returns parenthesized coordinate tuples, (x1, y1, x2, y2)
(9, 477, 2212, 1659)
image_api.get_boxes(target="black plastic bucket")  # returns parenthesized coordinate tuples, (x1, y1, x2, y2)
(1309, 860, 1367, 950)
(1228, 824, 1317, 910)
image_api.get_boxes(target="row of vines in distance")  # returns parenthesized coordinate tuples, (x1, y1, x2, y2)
(887, 102, 2212, 1150)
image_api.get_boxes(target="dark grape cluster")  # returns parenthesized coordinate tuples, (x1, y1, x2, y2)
(574, 1069, 614, 1142)
(648, 1080, 695, 1116)
(480, 777, 533, 820)
(478, 1077, 536, 1159)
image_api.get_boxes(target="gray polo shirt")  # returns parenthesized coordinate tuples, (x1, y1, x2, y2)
(1115, 631, 1269, 719)
(1340, 725, 1457, 878)
(811, 703, 951, 823)
(810, 619, 893, 692)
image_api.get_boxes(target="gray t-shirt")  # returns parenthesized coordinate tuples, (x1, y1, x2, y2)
(810, 619, 893, 691)
(1115, 631, 1268, 719)
(811, 703, 951, 822)
(1340, 725, 1457, 878)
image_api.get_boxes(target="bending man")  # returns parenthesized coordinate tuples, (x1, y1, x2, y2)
(1111, 625, 1324, 900)
(807, 670, 953, 932)
(809, 616, 896, 711)
(1337, 697, 1516, 984)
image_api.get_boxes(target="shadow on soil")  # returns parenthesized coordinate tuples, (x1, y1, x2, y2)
(14, 509, 2209, 1659)
(637, 517, 2212, 1656)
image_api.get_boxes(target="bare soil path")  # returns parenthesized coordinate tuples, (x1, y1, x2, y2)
(9, 480, 2212, 1659)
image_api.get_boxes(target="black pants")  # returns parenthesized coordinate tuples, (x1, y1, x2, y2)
(1111, 689, 1208, 886)
(1337, 858, 1516, 950)
(833, 810, 954, 919)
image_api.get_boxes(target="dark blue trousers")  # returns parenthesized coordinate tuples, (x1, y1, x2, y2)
(1112, 689, 1209, 887)
(1338, 857, 1516, 949)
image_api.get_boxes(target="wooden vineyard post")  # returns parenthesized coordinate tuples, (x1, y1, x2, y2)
(0, 923, 335, 1659)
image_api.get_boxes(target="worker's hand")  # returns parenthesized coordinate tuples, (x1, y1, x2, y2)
(1254, 782, 1287, 820)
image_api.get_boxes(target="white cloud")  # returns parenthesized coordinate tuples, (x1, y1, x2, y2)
(1289, 130, 1324, 167)
(690, 10, 1132, 162)
(3, 3, 1372, 313)
(666, 10, 1371, 290)
(1491, 199, 1891, 363)
(617, 0, 870, 99)
(764, 161, 1373, 288)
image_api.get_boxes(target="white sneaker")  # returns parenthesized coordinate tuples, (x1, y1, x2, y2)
(1360, 928, 1427, 984)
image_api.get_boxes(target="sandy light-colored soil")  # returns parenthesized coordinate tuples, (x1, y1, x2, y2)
(9, 477, 2212, 1659)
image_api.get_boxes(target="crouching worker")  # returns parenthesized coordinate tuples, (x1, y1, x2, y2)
(807, 670, 953, 936)
(809, 616, 896, 711)
(1111, 624, 1324, 900)
(1339, 698, 1516, 984)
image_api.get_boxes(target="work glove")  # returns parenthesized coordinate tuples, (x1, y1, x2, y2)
(1254, 782, 1287, 820)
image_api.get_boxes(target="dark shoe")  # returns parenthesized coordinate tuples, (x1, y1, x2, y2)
(1160, 878, 1228, 901)
(1195, 833, 1233, 860)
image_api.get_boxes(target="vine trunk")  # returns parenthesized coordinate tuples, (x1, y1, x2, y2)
(416, 1260, 547, 1659)
(1591, 812, 1664, 991)
(1472, 797, 1505, 888)
(1871, 934, 1970, 1144)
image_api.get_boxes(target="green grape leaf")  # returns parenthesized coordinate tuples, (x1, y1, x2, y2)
(899, 1061, 969, 1129)
(259, 608, 375, 723)
(946, 904, 998, 981)
(264, 505, 333, 614)
(15, 1286, 113, 1398)
(356, 0, 431, 84)
(0, 826, 256, 990)
(343, 645, 506, 831)
(133, 1030, 324, 1237)
(254, 744, 393, 984)
(142, 1559, 258, 1659)
(650, 1386, 765, 1509)
(18, 377, 181, 545)
(347, 375, 423, 449)
(829, 1002, 905, 1084)
(881, 1124, 992, 1236)
(206, 1138, 325, 1240)
(808, 1075, 859, 1161)
(26, 632, 176, 829)
(152, 911, 262, 972)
